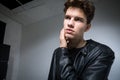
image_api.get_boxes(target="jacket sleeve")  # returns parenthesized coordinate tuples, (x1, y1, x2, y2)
(59, 48, 78, 80)
(48, 48, 78, 80)
(81, 46, 115, 80)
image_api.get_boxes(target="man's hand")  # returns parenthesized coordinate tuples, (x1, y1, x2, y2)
(60, 28, 68, 48)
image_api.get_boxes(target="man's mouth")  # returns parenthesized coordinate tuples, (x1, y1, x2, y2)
(65, 29, 74, 34)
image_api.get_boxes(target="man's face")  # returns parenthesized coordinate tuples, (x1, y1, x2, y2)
(63, 7, 90, 41)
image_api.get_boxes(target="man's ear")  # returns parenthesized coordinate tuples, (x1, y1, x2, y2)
(85, 24, 91, 32)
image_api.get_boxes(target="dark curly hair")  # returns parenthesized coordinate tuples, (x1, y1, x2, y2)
(64, 0, 95, 24)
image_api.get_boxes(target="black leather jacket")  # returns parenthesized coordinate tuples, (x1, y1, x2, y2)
(48, 39, 115, 80)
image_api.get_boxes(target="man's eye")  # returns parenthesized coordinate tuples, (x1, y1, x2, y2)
(74, 17, 84, 22)
(65, 16, 71, 20)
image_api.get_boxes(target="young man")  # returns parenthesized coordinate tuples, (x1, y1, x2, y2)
(48, 0, 115, 80)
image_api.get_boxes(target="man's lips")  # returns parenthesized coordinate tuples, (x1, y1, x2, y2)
(65, 29, 74, 34)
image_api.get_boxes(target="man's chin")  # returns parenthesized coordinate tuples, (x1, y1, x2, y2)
(65, 34, 74, 40)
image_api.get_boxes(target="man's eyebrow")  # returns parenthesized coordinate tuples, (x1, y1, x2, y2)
(65, 15, 85, 19)
(75, 16, 84, 19)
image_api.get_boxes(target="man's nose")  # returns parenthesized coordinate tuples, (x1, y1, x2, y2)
(68, 19, 74, 28)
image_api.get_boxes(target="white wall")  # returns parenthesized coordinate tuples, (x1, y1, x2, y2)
(19, 1, 120, 80)
(0, 13, 22, 80)
(18, 13, 63, 80)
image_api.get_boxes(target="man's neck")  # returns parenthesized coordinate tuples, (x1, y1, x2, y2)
(67, 39, 87, 48)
